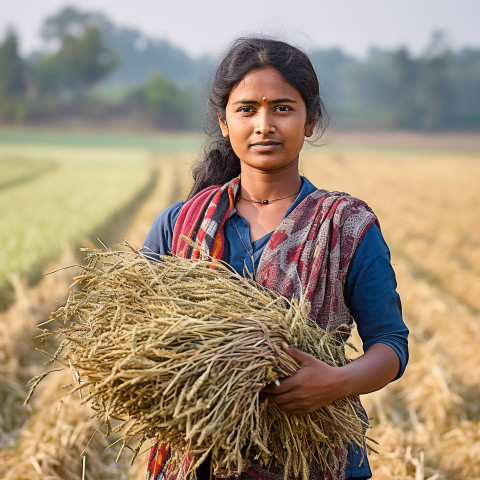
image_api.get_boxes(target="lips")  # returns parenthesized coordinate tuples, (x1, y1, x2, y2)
(251, 140, 281, 151)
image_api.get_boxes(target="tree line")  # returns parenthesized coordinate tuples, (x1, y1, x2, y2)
(310, 31, 480, 130)
(1, 7, 479, 131)
(0, 7, 205, 130)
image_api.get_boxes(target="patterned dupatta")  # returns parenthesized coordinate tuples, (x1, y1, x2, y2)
(147, 176, 378, 480)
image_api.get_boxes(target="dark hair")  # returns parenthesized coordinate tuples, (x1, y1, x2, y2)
(188, 36, 328, 199)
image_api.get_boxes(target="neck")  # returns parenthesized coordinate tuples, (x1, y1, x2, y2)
(239, 158, 302, 201)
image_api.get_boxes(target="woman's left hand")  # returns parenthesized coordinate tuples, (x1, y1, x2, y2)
(260, 342, 347, 414)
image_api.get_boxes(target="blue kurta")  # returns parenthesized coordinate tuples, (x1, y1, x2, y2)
(143, 177, 409, 479)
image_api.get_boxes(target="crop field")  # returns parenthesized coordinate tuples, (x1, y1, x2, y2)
(0, 131, 479, 479)
(302, 148, 480, 479)
(0, 144, 156, 308)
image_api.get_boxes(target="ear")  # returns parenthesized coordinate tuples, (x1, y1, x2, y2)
(305, 119, 315, 138)
(217, 111, 229, 138)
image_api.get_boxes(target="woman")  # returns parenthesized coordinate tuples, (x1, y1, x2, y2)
(144, 37, 408, 480)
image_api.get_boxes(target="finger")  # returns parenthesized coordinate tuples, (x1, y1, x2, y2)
(261, 379, 295, 395)
(281, 342, 310, 365)
(263, 391, 301, 407)
(261, 386, 297, 401)
(262, 369, 306, 393)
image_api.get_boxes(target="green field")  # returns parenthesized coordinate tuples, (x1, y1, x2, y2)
(0, 142, 156, 307)
(0, 157, 59, 190)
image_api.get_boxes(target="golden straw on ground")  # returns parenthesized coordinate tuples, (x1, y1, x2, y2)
(27, 245, 369, 479)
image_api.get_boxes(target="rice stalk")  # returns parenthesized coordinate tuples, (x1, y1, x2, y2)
(27, 245, 369, 480)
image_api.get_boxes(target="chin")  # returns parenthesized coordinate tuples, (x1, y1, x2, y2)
(241, 160, 297, 173)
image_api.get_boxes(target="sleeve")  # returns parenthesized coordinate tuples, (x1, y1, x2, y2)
(142, 202, 184, 258)
(344, 223, 409, 380)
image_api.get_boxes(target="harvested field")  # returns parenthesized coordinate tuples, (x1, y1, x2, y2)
(0, 132, 478, 479)
(302, 147, 480, 479)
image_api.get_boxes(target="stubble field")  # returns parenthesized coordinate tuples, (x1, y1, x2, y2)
(0, 131, 479, 479)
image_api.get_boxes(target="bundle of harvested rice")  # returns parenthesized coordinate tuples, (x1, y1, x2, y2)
(27, 245, 369, 479)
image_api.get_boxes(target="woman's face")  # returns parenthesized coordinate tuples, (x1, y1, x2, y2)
(219, 67, 314, 173)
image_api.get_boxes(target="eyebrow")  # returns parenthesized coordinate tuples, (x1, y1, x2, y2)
(232, 98, 298, 105)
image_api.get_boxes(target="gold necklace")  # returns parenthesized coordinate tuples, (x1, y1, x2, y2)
(236, 188, 301, 205)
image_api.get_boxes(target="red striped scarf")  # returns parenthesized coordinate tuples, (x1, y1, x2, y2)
(171, 177, 240, 260)
(147, 176, 378, 480)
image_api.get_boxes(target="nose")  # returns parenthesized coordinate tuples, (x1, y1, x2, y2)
(254, 109, 275, 135)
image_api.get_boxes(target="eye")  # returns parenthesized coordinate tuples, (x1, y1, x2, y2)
(236, 106, 256, 113)
(274, 105, 293, 112)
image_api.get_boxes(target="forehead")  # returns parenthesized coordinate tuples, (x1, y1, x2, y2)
(228, 67, 303, 101)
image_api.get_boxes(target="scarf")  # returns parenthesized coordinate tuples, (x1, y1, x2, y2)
(147, 176, 378, 480)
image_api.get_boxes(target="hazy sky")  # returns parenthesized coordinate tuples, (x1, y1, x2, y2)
(2, 0, 479, 57)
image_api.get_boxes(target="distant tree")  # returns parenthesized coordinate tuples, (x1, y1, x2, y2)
(33, 50, 65, 97)
(420, 30, 453, 130)
(57, 25, 118, 94)
(341, 48, 392, 121)
(128, 73, 200, 129)
(40, 6, 95, 43)
(390, 47, 419, 128)
(35, 7, 117, 97)
(0, 29, 26, 97)
(449, 48, 480, 127)
(0, 29, 27, 121)
(309, 48, 356, 114)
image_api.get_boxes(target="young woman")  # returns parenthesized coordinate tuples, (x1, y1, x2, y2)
(144, 37, 408, 480)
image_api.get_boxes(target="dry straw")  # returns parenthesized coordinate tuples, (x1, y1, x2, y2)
(26, 244, 369, 479)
